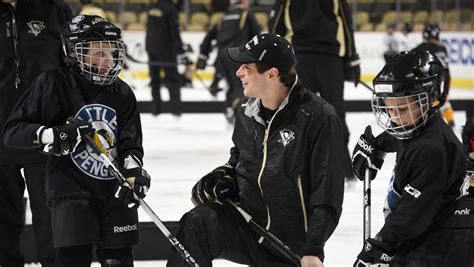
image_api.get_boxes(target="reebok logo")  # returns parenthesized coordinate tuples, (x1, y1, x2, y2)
(357, 138, 373, 153)
(113, 224, 138, 233)
(454, 208, 470, 215)
(380, 253, 394, 262)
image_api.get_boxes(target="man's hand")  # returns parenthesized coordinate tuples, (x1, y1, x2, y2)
(191, 163, 239, 205)
(114, 167, 151, 207)
(45, 117, 93, 155)
(353, 238, 394, 267)
(352, 126, 398, 180)
(344, 54, 361, 87)
(301, 255, 324, 267)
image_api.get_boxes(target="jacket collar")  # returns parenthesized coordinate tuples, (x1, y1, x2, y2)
(243, 75, 301, 125)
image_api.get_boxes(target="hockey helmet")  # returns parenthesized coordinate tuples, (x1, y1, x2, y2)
(423, 23, 440, 40)
(371, 51, 445, 140)
(61, 15, 125, 86)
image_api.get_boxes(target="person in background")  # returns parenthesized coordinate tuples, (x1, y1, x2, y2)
(0, 1, 73, 266)
(383, 22, 399, 62)
(412, 23, 455, 127)
(145, 0, 190, 117)
(268, 0, 361, 183)
(195, 0, 261, 123)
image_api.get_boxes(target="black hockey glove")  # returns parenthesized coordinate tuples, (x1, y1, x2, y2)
(353, 238, 394, 267)
(178, 54, 193, 66)
(352, 126, 398, 180)
(344, 54, 361, 87)
(49, 117, 93, 156)
(191, 163, 239, 206)
(114, 167, 151, 207)
(195, 56, 207, 70)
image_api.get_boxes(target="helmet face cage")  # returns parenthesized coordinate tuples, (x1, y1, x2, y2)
(372, 92, 430, 140)
(74, 40, 125, 86)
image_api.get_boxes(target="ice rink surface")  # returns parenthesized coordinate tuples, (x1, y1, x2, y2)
(25, 82, 473, 266)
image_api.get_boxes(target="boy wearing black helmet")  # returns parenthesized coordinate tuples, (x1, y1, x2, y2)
(352, 51, 474, 267)
(4, 15, 150, 267)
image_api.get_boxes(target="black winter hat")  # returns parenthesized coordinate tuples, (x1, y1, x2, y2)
(226, 33, 296, 72)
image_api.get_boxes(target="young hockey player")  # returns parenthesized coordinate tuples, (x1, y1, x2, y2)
(167, 33, 345, 267)
(3, 15, 150, 267)
(352, 51, 474, 266)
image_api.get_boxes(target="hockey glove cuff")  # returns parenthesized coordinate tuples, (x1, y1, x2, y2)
(344, 54, 361, 87)
(352, 126, 398, 180)
(38, 118, 93, 156)
(353, 238, 394, 267)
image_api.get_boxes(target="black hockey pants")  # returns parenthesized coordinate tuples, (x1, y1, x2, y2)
(166, 202, 295, 267)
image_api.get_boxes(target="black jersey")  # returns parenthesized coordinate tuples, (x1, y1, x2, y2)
(4, 67, 143, 201)
(268, 0, 357, 58)
(378, 114, 465, 248)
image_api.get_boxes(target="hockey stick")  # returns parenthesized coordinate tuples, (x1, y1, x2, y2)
(83, 136, 200, 267)
(363, 168, 371, 243)
(193, 71, 212, 92)
(359, 81, 374, 92)
(226, 200, 302, 266)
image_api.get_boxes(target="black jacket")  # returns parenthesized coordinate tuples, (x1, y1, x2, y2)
(0, 0, 73, 164)
(145, 0, 183, 61)
(199, 4, 260, 58)
(4, 67, 143, 201)
(268, 0, 357, 59)
(229, 78, 345, 260)
(378, 114, 466, 253)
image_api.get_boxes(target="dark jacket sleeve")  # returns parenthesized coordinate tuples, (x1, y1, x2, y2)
(168, 4, 184, 55)
(199, 24, 218, 57)
(4, 73, 61, 150)
(302, 112, 345, 260)
(377, 145, 448, 248)
(339, 0, 358, 59)
(116, 82, 144, 166)
(268, 0, 287, 36)
(246, 11, 261, 39)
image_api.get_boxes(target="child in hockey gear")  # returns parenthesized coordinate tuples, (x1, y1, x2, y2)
(167, 33, 345, 267)
(412, 23, 454, 127)
(196, 0, 261, 123)
(4, 15, 150, 267)
(352, 51, 473, 267)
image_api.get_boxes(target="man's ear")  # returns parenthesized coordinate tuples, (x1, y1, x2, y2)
(268, 67, 280, 80)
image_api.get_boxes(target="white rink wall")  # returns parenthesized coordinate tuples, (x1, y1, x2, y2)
(121, 31, 474, 89)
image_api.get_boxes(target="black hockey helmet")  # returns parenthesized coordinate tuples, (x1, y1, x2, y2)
(423, 23, 440, 40)
(371, 51, 445, 139)
(61, 15, 125, 86)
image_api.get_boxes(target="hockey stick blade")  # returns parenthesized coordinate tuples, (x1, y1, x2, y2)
(83, 135, 200, 267)
(226, 200, 302, 266)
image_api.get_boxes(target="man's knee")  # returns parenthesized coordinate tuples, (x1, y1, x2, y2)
(96, 247, 134, 267)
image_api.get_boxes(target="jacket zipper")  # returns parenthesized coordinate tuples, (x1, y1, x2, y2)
(256, 110, 280, 243)
(297, 175, 308, 232)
